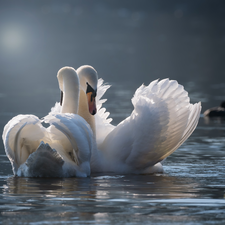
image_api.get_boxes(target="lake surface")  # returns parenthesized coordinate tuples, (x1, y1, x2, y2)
(0, 82, 225, 224)
(1, 1, 225, 224)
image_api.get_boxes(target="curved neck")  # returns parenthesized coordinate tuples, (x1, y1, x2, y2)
(79, 73, 88, 93)
(77, 66, 98, 94)
(78, 89, 96, 137)
(61, 75, 79, 114)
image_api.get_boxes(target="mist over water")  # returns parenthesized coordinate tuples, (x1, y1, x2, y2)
(0, 1, 225, 224)
(0, 0, 225, 112)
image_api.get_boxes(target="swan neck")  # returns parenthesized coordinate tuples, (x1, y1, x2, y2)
(78, 89, 96, 137)
(61, 75, 79, 114)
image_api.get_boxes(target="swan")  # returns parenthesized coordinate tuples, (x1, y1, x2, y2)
(203, 101, 225, 117)
(50, 65, 201, 174)
(2, 67, 95, 177)
(74, 65, 202, 174)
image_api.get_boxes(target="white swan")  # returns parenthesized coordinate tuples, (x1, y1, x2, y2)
(2, 67, 94, 177)
(74, 65, 202, 174)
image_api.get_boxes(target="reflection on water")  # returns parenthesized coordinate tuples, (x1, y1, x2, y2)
(0, 170, 225, 224)
(3, 175, 198, 198)
(0, 175, 200, 224)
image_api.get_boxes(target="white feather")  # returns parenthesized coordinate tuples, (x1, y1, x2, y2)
(90, 78, 201, 174)
(2, 113, 94, 177)
(90, 79, 114, 146)
(2, 67, 94, 177)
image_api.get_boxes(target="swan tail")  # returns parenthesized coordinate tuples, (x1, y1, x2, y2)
(17, 141, 64, 177)
(2, 114, 45, 175)
(95, 78, 115, 146)
(102, 79, 201, 172)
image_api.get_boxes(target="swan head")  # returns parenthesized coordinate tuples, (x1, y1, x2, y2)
(57, 67, 80, 114)
(220, 101, 225, 108)
(77, 65, 98, 115)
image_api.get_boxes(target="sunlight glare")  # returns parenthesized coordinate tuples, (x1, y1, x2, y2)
(1, 25, 26, 53)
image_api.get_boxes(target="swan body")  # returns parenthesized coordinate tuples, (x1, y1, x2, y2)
(2, 67, 95, 177)
(204, 101, 225, 117)
(75, 66, 202, 174)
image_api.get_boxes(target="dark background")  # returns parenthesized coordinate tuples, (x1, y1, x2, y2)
(0, 0, 225, 114)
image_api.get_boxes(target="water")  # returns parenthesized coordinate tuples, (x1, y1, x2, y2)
(0, 86, 225, 224)
(1, 1, 225, 224)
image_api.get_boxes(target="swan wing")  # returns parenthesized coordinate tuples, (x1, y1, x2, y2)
(44, 113, 94, 177)
(101, 79, 201, 171)
(95, 78, 115, 146)
(2, 114, 46, 174)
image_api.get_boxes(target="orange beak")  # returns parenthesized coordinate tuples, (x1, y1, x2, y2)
(87, 92, 97, 115)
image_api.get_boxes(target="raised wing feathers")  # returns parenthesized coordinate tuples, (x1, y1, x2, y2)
(102, 79, 201, 171)
(3, 113, 94, 177)
(95, 78, 115, 146)
(2, 114, 45, 174)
